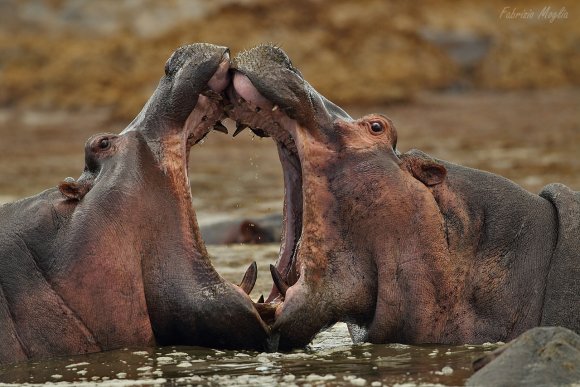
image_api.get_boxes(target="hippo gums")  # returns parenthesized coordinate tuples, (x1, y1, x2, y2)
(227, 44, 579, 350)
(0, 43, 268, 364)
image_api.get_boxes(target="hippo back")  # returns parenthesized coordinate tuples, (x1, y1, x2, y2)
(539, 183, 580, 333)
(0, 190, 100, 363)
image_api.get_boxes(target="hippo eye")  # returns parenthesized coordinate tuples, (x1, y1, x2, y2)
(98, 138, 110, 150)
(370, 121, 384, 134)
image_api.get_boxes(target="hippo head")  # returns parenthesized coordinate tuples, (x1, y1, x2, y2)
(57, 44, 269, 350)
(227, 45, 448, 349)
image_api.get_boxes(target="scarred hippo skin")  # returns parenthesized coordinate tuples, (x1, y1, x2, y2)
(0, 43, 268, 364)
(226, 44, 579, 350)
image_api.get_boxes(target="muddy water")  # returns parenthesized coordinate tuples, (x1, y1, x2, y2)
(0, 90, 578, 385)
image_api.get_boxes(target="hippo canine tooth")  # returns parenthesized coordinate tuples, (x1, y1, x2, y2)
(233, 123, 249, 137)
(213, 122, 229, 134)
(239, 262, 258, 295)
(270, 264, 289, 297)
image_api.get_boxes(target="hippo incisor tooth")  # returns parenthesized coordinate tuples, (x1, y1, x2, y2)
(271, 105, 279, 112)
(239, 261, 258, 295)
(213, 121, 229, 134)
(201, 89, 223, 101)
(269, 264, 289, 297)
(233, 122, 249, 137)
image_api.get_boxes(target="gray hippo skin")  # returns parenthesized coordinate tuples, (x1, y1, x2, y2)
(0, 43, 268, 364)
(467, 327, 580, 386)
(226, 44, 579, 350)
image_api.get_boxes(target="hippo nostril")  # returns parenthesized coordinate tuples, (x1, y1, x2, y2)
(164, 57, 170, 76)
(98, 138, 110, 150)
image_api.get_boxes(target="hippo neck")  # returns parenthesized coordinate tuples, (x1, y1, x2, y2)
(427, 161, 558, 343)
(320, 153, 482, 343)
(360, 175, 460, 343)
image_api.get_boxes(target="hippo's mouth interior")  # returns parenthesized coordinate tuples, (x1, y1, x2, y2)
(226, 74, 303, 314)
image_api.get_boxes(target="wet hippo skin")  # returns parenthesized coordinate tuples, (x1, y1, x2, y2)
(0, 43, 269, 364)
(226, 44, 579, 350)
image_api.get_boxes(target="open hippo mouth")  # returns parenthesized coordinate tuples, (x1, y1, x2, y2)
(224, 46, 351, 326)
(162, 46, 267, 300)
(120, 43, 270, 349)
(225, 51, 306, 310)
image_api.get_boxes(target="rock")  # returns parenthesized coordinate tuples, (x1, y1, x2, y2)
(466, 326, 580, 386)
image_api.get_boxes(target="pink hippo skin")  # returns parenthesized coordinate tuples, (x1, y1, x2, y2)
(226, 44, 579, 350)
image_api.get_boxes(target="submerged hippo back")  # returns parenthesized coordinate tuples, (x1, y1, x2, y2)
(539, 183, 580, 332)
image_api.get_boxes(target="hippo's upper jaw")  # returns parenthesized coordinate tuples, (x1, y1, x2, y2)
(121, 44, 230, 186)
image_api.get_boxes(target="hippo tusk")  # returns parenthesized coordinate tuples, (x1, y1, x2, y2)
(270, 264, 289, 297)
(200, 89, 223, 101)
(239, 261, 258, 295)
(233, 122, 249, 137)
(213, 121, 229, 134)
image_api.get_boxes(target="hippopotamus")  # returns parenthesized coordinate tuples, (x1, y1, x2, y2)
(226, 44, 580, 350)
(200, 214, 281, 245)
(0, 43, 268, 364)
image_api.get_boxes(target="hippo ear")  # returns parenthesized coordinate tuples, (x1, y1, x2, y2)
(58, 178, 92, 201)
(401, 150, 447, 187)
